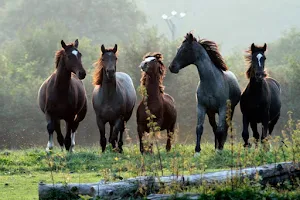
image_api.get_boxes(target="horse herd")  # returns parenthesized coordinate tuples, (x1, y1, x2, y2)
(37, 32, 281, 155)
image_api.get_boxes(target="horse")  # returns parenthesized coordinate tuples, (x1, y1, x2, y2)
(38, 39, 87, 152)
(92, 44, 136, 153)
(137, 53, 177, 154)
(169, 33, 241, 155)
(240, 43, 281, 147)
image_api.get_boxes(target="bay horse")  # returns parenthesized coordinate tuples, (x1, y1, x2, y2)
(241, 43, 281, 147)
(92, 44, 136, 153)
(137, 53, 177, 154)
(38, 39, 87, 152)
(169, 33, 241, 155)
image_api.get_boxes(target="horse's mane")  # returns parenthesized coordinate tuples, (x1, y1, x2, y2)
(184, 33, 228, 71)
(198, 39, 228, 71)
(245, 44, 268, 79)
(140, 52, 165, 93)
(55, 42, 76, 69)
(93, 48, 117, 85)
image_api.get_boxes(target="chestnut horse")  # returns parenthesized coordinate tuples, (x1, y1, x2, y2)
(38, 39, 87, 152)
(92, 44, 136, 153)
(137, 53, 177, 154)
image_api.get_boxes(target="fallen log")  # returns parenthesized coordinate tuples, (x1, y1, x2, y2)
(38, 162, 300, 200)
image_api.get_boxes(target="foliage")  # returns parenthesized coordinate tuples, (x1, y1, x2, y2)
(0, 0, 145, 44)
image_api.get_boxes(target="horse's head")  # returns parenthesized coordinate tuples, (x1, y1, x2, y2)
(250, 43, 267, 82)
(101, 44, 118, 81)
(61, 39, 86, 80)
(169, 32, 197, 73)
(139, 53, 165, 78)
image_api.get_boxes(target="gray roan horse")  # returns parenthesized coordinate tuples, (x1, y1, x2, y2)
(241, 43, 281, 147)
(92, 44, 136, 153)
(38, 39, 87, 152)
(169, 33, 241, 154)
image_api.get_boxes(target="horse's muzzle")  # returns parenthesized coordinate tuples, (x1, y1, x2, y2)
(169, 65, 179, 74)
(78, 71, 86, 80)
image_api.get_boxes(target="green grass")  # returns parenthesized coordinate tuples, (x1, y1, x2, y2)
(0, 138, 299, 199)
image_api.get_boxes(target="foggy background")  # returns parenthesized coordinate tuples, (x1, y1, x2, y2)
(1, 0, 300, 149)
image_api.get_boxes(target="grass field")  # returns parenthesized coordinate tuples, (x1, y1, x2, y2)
(0, 135, 299, 200)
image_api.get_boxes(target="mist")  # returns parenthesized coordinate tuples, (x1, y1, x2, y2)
(1, 0, 300, 149)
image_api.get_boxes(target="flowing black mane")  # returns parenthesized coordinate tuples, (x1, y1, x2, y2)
(184, 33, 228, 71)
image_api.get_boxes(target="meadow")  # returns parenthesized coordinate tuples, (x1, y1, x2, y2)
(1, 123, 299, 200)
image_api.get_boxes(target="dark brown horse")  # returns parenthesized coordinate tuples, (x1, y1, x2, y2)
(241, 43, 281, 147)
(92, 44, 136, 153)
(137, 53, 177, 154)
(38, 39, 87, 152)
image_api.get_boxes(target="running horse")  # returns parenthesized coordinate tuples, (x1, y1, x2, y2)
(92, 44, 136, 153)
(241, 43, 281, 147)
(137, 53, 177, 154)
(169, 33, 241, 155)
(38, 39, 87, 152)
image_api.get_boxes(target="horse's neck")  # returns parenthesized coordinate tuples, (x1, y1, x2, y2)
(194, 52, 220, 93)
(145, 77, 162, 103)
(55, 58, 71, 92)
(249, 78, 266, 92)
(102, 72, 117, 98)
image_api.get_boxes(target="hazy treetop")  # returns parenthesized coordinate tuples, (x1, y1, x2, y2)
(137, 0, 300, 54)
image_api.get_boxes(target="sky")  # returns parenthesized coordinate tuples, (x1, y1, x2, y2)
(137, 0, 300, 54)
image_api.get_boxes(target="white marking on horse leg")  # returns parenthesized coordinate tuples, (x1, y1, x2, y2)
(46, 134, 54, 152)
(256, 53, 263, 67)
(194, 152, 200, 157)
(69, 131, 76, 152)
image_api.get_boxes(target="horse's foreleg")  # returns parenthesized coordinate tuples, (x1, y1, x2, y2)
(96, 118, 106, 152)
(68, 121, 80, 153)
(166, 124, 175, 152)
(46, 115, 55, 152)
(195, 105, 206, 154)
(216, 107, 227, 150)
(118, 121, 125, 153)
(242, 115, 250, 147)
(261, 115, 269, 142)
(207, 112, 218, 149)
(53, 120, 64, 151)
(250, 122, 259, 145)
(64, 121, 73, 151)
(111, 119, 124, 152)
(137, 124, 145, 154)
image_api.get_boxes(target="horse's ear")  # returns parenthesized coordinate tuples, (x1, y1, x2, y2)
(251, 43, 255, 52)
(263, 43, 267, 52)
(113, 44, 117, 54)
(101, 44, 106, 54)
(61, 40, 67, 49)
(74, 39, 79, 48)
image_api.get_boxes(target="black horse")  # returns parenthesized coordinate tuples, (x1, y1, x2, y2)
(241, 43, 281, 147)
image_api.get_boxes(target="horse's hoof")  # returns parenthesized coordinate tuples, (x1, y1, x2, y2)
(45, 146, 53, 153)
(243, 143, 252, 148)
(215, 149, 223, 154)
(194, 152, 200, 157)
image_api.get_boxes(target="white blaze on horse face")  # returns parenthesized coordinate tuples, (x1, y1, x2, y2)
(139, 56, 156, 70)
(72, 50, 78, 58)
(256, 53, 263, 67)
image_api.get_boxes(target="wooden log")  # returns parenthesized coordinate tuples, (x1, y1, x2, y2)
(38, 162, 300, 200)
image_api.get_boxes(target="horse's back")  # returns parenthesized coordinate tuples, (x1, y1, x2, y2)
(116, 72, 137, 120)
(224, 70, 241, 107)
